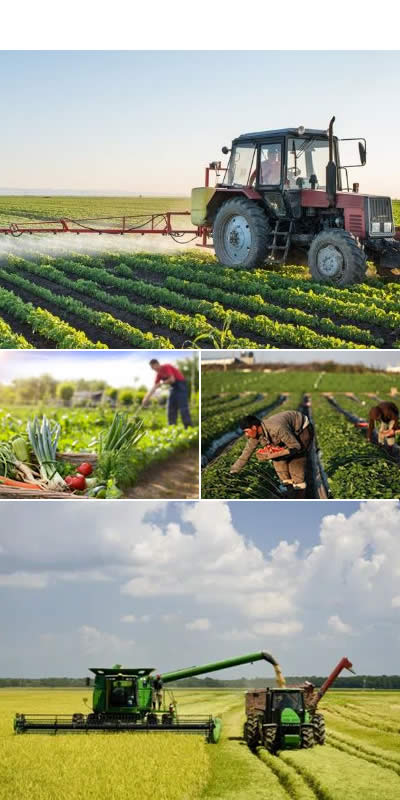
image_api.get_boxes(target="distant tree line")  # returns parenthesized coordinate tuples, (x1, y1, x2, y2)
(3, 675, 400, 689)
(0, 359, 198, 407)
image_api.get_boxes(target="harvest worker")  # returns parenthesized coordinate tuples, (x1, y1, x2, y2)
(152, 674, 163, 711)
(229, 410, 314, 498)
(368, 401, 399, 446)
(142, 359, 192, 428)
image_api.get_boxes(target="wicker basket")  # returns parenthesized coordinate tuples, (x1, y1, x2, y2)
(0, 452, 97, 499)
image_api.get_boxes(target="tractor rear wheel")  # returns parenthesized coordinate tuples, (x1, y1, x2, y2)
(301, 726, 314, 748)
(213, 198, 271, 268)
(312, 713, 326, 745)
(244, 714, 261, 750)
(308, 229, 367, 286)
(263, 725, 278, 753)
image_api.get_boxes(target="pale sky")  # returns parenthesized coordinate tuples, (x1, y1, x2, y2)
(1, 501, 399, 677)
(0, 351, 197, 390)
(0, 51, 399, 196)
(201, 352, 400, 370)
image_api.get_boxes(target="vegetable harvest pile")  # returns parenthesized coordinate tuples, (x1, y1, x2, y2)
(0, 411, 144, 498)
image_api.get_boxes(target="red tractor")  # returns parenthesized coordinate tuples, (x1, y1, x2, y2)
(192, 117, 400, 286)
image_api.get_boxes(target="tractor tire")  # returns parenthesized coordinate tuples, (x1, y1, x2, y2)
(301, 726, 315, 749)
(263, 724, 278, 753)
(244, 714, 261, 750)
(312, 713, 326, 745)
(213, 197, 271, 269)
(308, 229, 367, 286)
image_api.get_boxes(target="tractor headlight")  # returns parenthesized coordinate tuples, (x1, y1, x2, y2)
(371, 222, 380, 233)
(384, 221, 392, 233)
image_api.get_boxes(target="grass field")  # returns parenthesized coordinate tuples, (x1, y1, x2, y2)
(201, 369, 400, 500)
(1, 688, 399, 800)
(0, 196, 399, 350)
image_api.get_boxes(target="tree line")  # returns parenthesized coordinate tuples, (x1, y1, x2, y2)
(2, 675, 400, 689)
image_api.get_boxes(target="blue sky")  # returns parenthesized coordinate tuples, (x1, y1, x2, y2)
(1, 51, 399, 195)
(0, 351, 196, 389)
(1, 500, 399, 678)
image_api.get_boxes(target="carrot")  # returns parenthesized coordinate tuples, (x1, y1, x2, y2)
(0, 475, 44, 490)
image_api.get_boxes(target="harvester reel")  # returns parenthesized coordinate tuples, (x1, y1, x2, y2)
(213, 198, 271, 269)
(301, 726, 315, 748)
(308, 230, 367, 286)
(312, 713, 326, 745)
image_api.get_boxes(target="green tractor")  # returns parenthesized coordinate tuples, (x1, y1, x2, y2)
(14, 649, 283, 741)
(243, 657, 354, 753)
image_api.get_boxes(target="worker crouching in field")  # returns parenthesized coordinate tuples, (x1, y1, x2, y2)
(142, 359, 192, 428)
(230, 410, 314, 498)
(368, 402, 399, 446)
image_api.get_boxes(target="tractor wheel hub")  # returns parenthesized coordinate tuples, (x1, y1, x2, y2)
(224, 215, 251, 260)
(317, 244, 344, 278)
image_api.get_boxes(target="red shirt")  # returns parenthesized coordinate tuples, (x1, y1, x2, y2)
(155, 364, 185, 384)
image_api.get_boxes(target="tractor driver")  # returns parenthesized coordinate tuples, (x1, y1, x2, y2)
(152, 675, 163, 711)
(229, 410, 314, 498)
(260, 144, 281, 185)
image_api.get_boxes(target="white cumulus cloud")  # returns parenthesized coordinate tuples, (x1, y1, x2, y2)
(185, 618, 211, 631)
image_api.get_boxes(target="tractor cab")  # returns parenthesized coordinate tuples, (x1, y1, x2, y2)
(221, 128, 340, 194)
(90, 667, 154, 716)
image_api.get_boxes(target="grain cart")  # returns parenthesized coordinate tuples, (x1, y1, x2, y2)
(192, 117, 400, 285)
(243, 656, 354, 753)
(14, 649, 284, 740)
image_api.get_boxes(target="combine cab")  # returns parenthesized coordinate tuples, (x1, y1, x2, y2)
(243, 656, 354, 753)
(193, 117, 400, 286)
(14, 650, 284, 741)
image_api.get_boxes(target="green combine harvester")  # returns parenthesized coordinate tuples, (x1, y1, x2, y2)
(14, 650, 284, 741)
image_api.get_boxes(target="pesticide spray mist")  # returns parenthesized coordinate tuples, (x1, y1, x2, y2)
(0, 232, 202, 261)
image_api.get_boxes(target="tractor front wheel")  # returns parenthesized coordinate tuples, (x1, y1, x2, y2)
(308, 229, 367, 286)
(263, 725, 278, 753)
(312, 713, 326, 745)
(213, 198, 271, 269)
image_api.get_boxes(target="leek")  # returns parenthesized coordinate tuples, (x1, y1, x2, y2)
(27, 415, 66, 490)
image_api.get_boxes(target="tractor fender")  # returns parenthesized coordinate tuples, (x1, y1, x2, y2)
(205, 187, 263, 227)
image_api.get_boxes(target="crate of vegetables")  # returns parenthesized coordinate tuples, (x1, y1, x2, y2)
(0, 411, 144, 499)
(255, 445, 290, 461)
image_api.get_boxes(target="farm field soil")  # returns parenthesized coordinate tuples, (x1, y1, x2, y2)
(201, 370, 400, 500)
(125, 444, 199, 498)
(1, 688, 399, 800)
(0, 197, 399, 349)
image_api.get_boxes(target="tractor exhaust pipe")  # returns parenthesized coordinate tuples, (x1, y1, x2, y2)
(326, 116, 337, 208)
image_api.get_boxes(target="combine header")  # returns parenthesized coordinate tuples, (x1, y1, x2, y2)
(1, 116, 400, 286)
(14, 649, 284, 740)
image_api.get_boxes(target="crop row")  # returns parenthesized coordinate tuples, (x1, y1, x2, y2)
(311, 395, 400, 499)
(4, 259, 261, 350)
(0, 315, 33, 349)
(202, 395, 272, 450)
(0, 267, 176, 349)
(8, 257, 369, 350)
(202, 393, 263, 418)
(32, 255, 379, 347)
(106, 252, 399, 333)
(0, 286, 106, 349)
(326, 733, 400, 777)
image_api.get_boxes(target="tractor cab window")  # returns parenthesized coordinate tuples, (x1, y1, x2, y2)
(272, 692, 303, 713)
(109, 680, 136, 707)
(259, 143, 282, 186)
(223, 144, 257, 187)
(287, 137, 331, 190)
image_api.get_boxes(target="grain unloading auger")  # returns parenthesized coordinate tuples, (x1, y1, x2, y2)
(244, 656, 354, 753)
(1, 116, 400, 287)
(14, 650, 284, 741)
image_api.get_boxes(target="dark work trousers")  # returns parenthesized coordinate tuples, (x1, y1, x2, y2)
(167, 381, 192, 428)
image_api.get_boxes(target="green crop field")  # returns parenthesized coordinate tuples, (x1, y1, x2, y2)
(201, 369, 400, 500)
(1, 688, 399, 800)
(0, 197, 399, 350)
